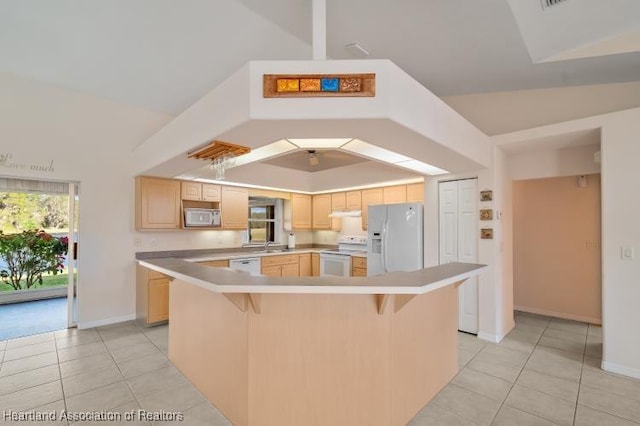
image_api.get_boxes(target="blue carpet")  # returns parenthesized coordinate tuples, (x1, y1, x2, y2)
(0, 297, 67, 341)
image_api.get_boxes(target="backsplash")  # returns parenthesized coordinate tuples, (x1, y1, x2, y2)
(135, 229, 318, 252)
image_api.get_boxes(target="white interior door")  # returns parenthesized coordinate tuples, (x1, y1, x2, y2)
(439, 181, 458, 264)
(457, 180, 478, 334)
(439, 179, 479, 334)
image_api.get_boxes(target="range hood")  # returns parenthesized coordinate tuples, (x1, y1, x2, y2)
(329, 210, 361, 218)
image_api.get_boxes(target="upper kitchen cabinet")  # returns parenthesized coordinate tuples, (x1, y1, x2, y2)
(361, 188, 383, 230)
(291, 193, 312, 229)
(202, 183, 222, 201)
(383, 185, 407, 204)
(331, 192, 346, 210)
(135, 176, 181, 230)
(346, 191, 362, 210)
(221, 186, 248, 229)
(406, 183, 424, 203)
(182, 182, 220, 201)
(312, 194, 332, 230)
(331, 192, 346, 230)
(182, 181, 221, 201)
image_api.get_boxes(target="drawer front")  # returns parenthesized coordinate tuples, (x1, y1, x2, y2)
(200, 260, 229, 267)
(351, 257, 367, 269)
(351, 267, 367, 277)
(262, 254, 299, 267)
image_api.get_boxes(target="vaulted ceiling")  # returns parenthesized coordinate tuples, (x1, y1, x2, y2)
(1, 0, 639, 116)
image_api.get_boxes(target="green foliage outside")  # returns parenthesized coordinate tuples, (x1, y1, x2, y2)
(0, 230, 68, 290)
(0, 270, 68, 292)
(0, 192, 69, 234)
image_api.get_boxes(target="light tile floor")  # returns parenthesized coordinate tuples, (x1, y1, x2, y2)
(410, 311, 640, 426)
(0, 312, 638, 425)
(0, 322, 230, 426)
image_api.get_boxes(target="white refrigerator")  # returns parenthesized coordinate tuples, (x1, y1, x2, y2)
(367, 202, 424, 276)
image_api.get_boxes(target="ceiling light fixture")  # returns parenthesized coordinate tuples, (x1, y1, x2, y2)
(308, 150, 320, 166)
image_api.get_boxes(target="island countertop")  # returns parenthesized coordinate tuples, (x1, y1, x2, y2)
(137, 257, 486, 295)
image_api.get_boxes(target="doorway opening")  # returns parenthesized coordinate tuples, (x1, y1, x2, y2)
(512, 174, 602, 324)
(0, 177, 79, 340)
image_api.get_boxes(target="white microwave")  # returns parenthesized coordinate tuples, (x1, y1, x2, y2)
(184, 208, 221, 227)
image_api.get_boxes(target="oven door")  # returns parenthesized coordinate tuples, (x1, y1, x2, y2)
(319, 253, 351, 277)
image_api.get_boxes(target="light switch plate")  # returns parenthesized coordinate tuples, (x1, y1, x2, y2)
(621, 246, 635, 260)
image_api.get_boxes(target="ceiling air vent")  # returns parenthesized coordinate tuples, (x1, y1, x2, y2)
(541, 0, 568, 9)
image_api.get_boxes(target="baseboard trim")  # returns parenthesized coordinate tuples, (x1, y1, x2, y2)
(78, 314, 136, 330)
(478, 332, 501, 343)
(602, 361, 640, 380)
(514, 305, 602, 325)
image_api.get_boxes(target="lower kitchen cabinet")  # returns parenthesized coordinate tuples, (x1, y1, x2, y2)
(281, 262, 299, 277)
(351, 256, 367, 277)
(199, 260, 229, 267)
(261, 254, 299, 277)
(136, 265, 170, 326)
(311, 253, 320, 277)
(299, 253, 312, 276)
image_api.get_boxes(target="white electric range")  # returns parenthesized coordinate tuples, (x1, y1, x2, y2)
(319, 235, 367, 277)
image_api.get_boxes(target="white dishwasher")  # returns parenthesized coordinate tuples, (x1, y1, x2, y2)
(229, 257, 261, 275)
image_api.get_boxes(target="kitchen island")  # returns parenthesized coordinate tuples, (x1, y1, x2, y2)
(138, 258, 486, 426)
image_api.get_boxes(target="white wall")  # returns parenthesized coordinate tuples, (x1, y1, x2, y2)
(424, 148, 513, 343)
(0, 72, 172, 328)
(508, 143, 601, 181)
(494, 107, 640, 379)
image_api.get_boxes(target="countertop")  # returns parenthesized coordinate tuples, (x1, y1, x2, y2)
(138, 257, 486, 295)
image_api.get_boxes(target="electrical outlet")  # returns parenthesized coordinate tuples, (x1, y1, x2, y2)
(134, 238, 142, 247)
(150, 238, 158, 246)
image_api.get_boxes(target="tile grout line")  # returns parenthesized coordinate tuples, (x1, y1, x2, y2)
(97, 321, 157, 416)
(486, 317, 550, 425)
(570, 328, 588, 426)
(427, 336, 491, 424)
(53, 330, 71, 426)
(576, 325, 639, 425)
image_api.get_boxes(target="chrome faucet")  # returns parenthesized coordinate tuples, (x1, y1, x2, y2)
(264, 241, 273, 251)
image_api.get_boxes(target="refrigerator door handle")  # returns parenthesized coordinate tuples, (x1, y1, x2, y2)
(382, 218, 389, 272)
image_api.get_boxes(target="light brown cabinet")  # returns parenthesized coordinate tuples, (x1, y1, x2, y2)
(311, 253, 320, 277)
(181, 182, 221, 202)
(135, 176, 181, 230)
(261, 254, 300, 277)
(136, 266, 170, 326)
(199, 260, 229, 268)
(331, 192, 346, 210)
(312, 194, 332, 229)
(406, 183, 424, 203)
(346, 191, 362, 210)
(330, 192, 346, 230)
(351, 256, 367, 277)
(298, 253, 312, 277)
(221, 186, 248, 229)
(281, 262, 299, 277)
(361, 188, 383, 230)
(383, 185, 407, 204)
(291, 193, 312, 229)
